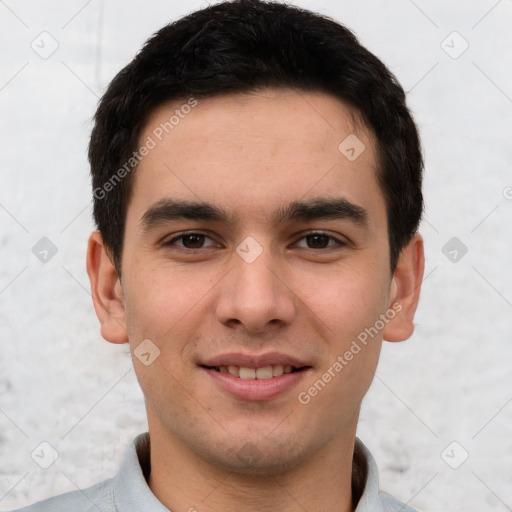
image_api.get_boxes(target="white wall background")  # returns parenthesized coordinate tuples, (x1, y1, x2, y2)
(1, 1, 511, 510)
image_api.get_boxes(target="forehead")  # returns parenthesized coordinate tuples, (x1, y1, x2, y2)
(128, 88, 385, 229)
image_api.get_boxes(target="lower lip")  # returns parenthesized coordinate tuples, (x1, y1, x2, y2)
(202, 367, 308, 401)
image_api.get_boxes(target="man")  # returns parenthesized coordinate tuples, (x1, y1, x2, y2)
(12, 0, 424, 510)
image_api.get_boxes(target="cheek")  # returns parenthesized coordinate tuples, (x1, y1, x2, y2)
(296, 263, 389, 341)
(122, 269, 203, 403)
(293, 262, 387, 397)
(123, 265, 201, 336)
(122, 264, 226, 372)
(297, 277, 384, 424)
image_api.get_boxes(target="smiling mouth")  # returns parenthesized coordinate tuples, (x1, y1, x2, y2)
(201, 364, 308, 380)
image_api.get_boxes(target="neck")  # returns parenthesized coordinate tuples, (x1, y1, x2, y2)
(147, 420, 358, 512)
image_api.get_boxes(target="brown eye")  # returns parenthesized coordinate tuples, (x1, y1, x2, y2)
(181, 234, 206, 248)
(165, 232, 218, 250)
(294, 232, 345, 250)
(305, 234, 330, 249)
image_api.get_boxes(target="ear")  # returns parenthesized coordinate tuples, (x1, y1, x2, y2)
(86, 230, 128, 344)
(383, 233, 425, 342)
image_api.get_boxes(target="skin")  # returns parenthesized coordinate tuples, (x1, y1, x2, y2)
(87, 88, 424, 512)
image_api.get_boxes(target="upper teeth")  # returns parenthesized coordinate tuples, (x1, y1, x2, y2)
(217, 365, 294, 379)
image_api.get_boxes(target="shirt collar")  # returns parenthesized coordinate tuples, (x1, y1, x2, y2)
(353, 437, 386, 512)
(113, 432, 385, 511)
(113, 433, 168, 511)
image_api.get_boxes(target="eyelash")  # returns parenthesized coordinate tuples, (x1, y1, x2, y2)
(164, 231, 347, 252)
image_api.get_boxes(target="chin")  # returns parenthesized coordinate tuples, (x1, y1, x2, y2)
(197, 435, 312, 476)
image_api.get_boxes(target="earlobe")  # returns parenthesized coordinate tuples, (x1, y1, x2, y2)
(86, 231, 129, 344)
(383, 233, 425, 342)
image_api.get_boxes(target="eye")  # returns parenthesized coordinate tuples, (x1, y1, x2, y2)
(163, 231, 347, 252)
(164, 232, 219, 250)
(293, 232, 346, 250)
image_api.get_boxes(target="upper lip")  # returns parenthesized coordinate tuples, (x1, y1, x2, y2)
(200, 352, 310, 369)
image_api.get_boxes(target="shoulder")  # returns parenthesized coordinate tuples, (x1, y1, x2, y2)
(8, 432, 152, 512)
(354, 437, 418, 512)
(379, 491, 417, 511)
(6, 478, 115, 512)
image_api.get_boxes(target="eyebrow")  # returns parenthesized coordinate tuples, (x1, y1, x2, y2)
(140, 197, 368, 231)
(274, 197, 367, 228)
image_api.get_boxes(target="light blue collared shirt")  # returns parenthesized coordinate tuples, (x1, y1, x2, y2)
(10, 433, 417, 511)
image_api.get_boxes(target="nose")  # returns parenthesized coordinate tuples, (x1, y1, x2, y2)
(214, 245, 296, 334)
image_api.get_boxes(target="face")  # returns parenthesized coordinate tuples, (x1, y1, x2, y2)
(92, 89, 413, 474)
